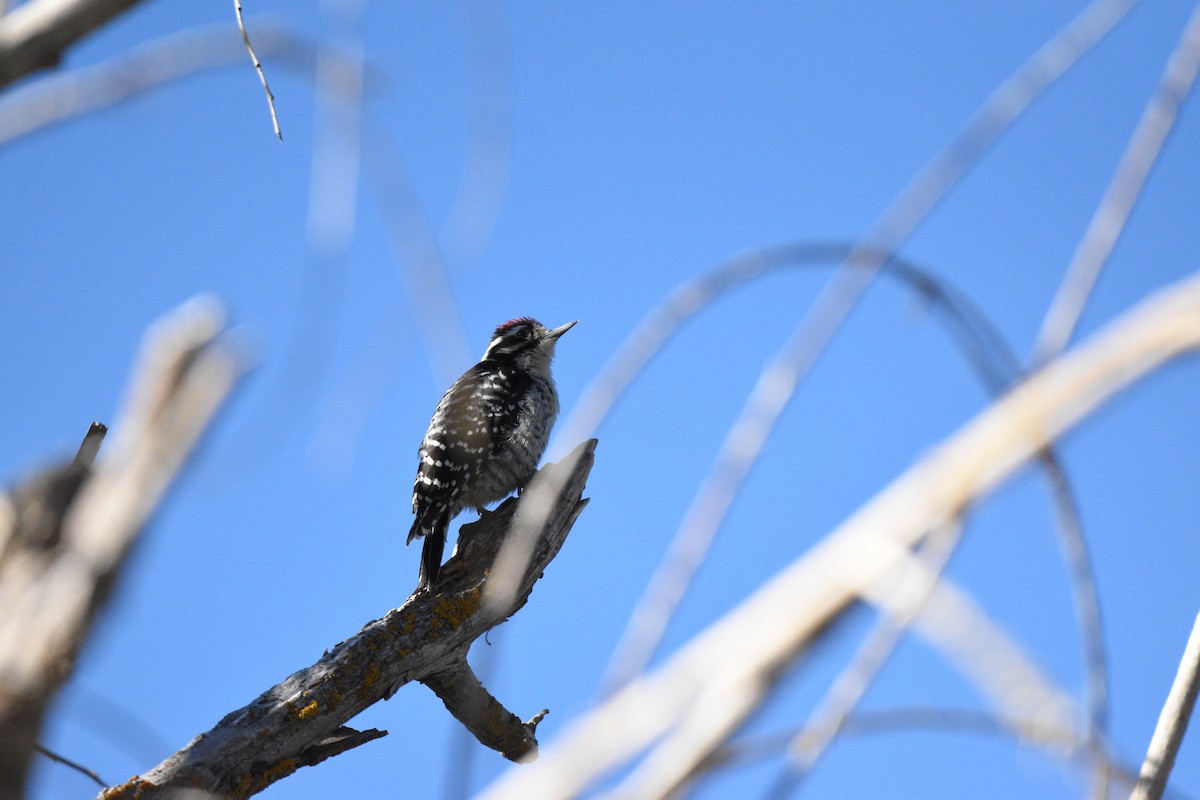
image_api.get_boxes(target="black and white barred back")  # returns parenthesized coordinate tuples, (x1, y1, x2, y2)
(408, 317, 576, 590)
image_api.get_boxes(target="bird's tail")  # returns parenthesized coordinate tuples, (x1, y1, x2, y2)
(415, 511, 448, 592)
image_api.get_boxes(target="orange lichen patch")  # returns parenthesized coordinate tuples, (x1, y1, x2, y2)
(429, 587, 482, 628)
(261, 758, 299, 784)
(233, 758, 299, 799)
(100, 777, 155, 799)
(328, 691, 342, 710)
(297, 700, 319, 719)
(390, 607, 420, 636)
(363, 662, 381, 689)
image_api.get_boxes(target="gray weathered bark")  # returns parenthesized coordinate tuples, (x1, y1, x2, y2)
(99, 438, 597, 800)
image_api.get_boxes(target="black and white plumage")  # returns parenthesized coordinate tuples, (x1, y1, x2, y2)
(408, 317, 577, 590)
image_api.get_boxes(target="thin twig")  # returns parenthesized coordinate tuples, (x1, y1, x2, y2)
(34, 744, 106, 789)
(1132, 612, 1200, 800)
(0, 23, 327, 150)
(233, 0, 281, 140)
(1033, 4, 1200, 364)
(479, 269, 1200, 800)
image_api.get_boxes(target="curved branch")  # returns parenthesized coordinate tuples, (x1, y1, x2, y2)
(481, 270, 1200, 800)
(592, 245, 1110, 768)
(704, 706, 1144, 793)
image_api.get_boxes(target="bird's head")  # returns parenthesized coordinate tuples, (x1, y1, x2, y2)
(483, 317, 577, 373)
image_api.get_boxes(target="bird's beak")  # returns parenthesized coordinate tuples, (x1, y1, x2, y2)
(547, 320, 578, 341)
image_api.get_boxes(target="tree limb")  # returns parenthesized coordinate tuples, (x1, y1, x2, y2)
(0, 0, 147, 90)
(422, 659, 548, 762)
(0, 298, 241, 799)
(1132, 612, 1200, 800)
(100, 439, 597, 800)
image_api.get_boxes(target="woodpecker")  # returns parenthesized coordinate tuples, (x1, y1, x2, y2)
(408, 317, 577, 591)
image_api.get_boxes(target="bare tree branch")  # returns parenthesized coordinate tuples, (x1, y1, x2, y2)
(0, 298, 242, 798)
(480, 271, 1200, 800)
(517, 3, 1141, 640)
(595, 0, 1141, 695)
(233, 0, 281, 140)
(570, 239, 1112, 794)
(706, 707, 1144, 794)
(1034, 3, 1200, 364)
(1132, 612, 1200, 800)
(761, 522, 965, 799)
(34, 744, 106, 790)
(0, 0, 146, 90)
(99, 439, 597, 800)
(423, 659, 548, 762)
(616, 538, 1080, 800)
(590, 245, 1110, 771)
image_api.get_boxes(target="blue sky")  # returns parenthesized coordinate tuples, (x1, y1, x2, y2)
(3, 1, 1199, 798)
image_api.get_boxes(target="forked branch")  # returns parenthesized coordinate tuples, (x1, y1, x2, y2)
(101, 439, 596, 799)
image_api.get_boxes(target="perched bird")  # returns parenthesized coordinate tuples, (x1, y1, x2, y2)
(408, 317, 577, 590)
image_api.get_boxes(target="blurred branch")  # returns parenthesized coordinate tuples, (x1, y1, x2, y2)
(480, 270, 1200, 800)
(583, 241, 1111, 794)
(0, 22, 338, 149)
(592, 0, 1140, 691)
(1034, 3, 1200, 364)
(100, 440, 596, 800)
(439, 0, 513, 268)
(0, 0, 145, 90)
(860, 565, 1078, 740)
(364, 118, 474, 387)
(617, 535, 1079, 800)
(649, 0, 1141, 629)
(1132, 612, 1200, 800)
(593, 245, 1100, 713)
(0, 298, 242, 798)
(761, 522, 965, 799)
(705, 707, 1144, 794)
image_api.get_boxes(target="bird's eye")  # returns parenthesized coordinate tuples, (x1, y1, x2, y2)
(517, 328, 530, 339)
